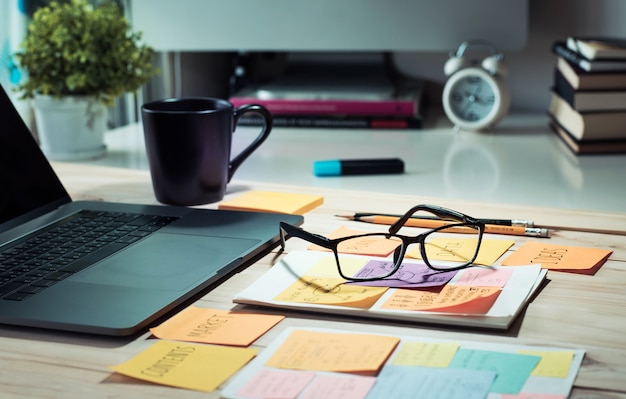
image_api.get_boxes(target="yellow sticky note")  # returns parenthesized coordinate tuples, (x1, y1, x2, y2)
(382, 285, 501, 314)
(518, 350, 575, 378)
(501, 242, 612, 273)
(150, 306, 284, 346)
(218, 190, 323, 215)
(392, 342, 460, 367)
(273, 275, 388, 308)
(305, 256, 368, 277)
(110, 340, 257, 392)
(265, 329, 400, 374)
(407, 238, 514, 266)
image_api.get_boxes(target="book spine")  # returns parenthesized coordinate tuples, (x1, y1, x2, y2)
(237, 114, 422, 129)
(553, 70, 576, 107)
(230, 97, 418, 117)
(552, 42, 591, 71)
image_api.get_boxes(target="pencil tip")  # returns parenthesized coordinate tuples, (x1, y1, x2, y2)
(335, 214, 355, 220)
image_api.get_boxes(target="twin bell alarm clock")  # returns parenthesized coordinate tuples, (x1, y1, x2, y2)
(442, 40, 510, 131)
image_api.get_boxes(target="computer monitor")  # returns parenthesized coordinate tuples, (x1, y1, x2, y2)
(129, 0, 528, 52)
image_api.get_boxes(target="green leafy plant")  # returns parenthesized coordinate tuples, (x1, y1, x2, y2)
(15, 0, 157, 106)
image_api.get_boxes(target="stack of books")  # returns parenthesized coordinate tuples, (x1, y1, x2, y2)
(550, 37, 626, 154)
(230, 63, 424, 129)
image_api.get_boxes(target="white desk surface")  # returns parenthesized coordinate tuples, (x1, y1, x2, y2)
(86, 113, 626, 213)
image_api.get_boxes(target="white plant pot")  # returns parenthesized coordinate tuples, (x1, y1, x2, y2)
(33, 95, 107, 161)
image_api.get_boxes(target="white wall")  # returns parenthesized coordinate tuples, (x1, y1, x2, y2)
(392, 0, 626, 112)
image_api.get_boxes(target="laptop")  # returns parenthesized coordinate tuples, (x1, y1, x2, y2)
(0, 84, 303, 336)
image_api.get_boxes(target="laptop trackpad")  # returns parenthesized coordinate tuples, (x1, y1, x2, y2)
(70, 233, 260, 291)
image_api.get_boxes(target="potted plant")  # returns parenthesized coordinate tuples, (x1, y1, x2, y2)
(15, 0, 157, 160)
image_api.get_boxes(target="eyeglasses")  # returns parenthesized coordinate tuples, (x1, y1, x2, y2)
(279, 204, 485, 281)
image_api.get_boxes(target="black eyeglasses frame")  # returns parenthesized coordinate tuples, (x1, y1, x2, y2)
(279, 204, 485, 281)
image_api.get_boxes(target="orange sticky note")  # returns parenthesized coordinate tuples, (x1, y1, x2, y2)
(381, 285, 501, 314)
(501, 242, 612, 274)
(218, 190, 323, 215)
(150, 306, 284, 346)
(265, 329, 400, 374)
(273, 275, 388, 308)
(308, 226, 401, 256)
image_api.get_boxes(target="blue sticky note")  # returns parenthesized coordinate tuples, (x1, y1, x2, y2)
(448, 349, 541, 394)
(366, 365, 495, 399)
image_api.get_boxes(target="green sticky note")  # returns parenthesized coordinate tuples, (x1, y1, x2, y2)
(448, 348, 541, 394)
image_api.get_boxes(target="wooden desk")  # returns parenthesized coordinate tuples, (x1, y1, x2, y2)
(2, 162, 625, 398)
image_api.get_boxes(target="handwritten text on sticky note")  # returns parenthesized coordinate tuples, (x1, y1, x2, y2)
(408, 238, 514, 266)
(449, 349, 541, 394)
(518, 350, 575, 378)
(348, 260, 458, 288)
(308, 226, 401, 257)
(392, 342, 460, 367)
(110, 340, 257, 392)
(366, 365, 495, 399)
(265, 329, 400, 374)
(150, 306, 284, 346)
(382, 285, 501, 314)
(501, 242, 612, 272)
(454, 267, 513, 288)
(274, 275, 387, 308)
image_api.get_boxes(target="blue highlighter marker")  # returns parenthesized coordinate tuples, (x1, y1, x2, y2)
(313, 158, 405, 177)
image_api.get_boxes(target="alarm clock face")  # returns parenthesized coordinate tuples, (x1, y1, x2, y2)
(442, 67, 509, 131)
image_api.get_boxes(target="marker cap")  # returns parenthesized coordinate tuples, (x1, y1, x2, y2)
(313, 160, 342, 177)
(313, 158, 405, 177)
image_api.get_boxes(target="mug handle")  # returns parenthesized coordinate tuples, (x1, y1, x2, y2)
(228, 104, 273, 182)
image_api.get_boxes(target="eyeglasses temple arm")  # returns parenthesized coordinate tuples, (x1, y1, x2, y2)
(388, 204, 473, 234)
(279, 222, 332, 249)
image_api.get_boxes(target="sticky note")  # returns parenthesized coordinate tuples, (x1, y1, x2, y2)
(237, 368, 316, 399)
(218, 190, 323, 215)
(382, 285, 501, 314)
(454, 267, 513, 288)
(273, 275, 388, 308)
(449, 349, 541, 394)
(265, 329, 400, 374)
(305, 256, 368, 277)
(308, 226, 401, 257)
(391, 342, 460, 367)
(348, 260, 458, 288)
(518, 350, 575, 378)
(149, 306, 284, 346)
(299, 373, 377, 399)
(110, 340, 257, 392)
(366, 365, 495, 399)
(236, 369, 377, 399)
(408, 238, 514, 266)
(501, 242, 612, 273)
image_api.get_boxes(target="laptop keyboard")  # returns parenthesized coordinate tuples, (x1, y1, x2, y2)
(0, 210, 179, 301)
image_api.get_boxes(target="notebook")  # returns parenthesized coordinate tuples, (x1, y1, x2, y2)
(0, 84, 303, 336)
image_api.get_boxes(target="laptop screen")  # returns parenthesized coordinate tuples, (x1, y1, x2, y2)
(0, 84, 70, 229)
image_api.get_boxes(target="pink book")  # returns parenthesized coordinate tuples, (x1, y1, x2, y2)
(230, 97, 419, 116)
(230, 81, 424, 117)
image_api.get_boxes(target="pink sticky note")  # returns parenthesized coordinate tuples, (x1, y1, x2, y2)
(236, 368, 316, 399)
(454, 267, 513, 288)
(300, 373, 377, 399)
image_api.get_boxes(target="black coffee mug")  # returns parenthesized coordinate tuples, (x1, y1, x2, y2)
(141, 98, 272, 205)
